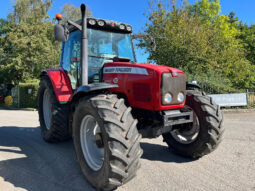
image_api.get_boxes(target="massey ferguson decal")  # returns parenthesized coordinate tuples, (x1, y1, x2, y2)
(103, 67, 148, 75)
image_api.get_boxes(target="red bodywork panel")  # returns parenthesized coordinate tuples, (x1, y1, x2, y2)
(103, 62, 186, 111)
(43, 68, 73, 102)
(44, 63, 186, 111)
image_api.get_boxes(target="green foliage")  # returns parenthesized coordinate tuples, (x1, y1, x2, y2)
(239, 24, 255, 66)
(0, 0, 60, 85)
(0, 1, 94, 86)
(18, 82, 39, 108)
(0, 21, 60, 84)
(8, 0, 53, 24)
(140, 0, 255, 92)
(188, 73, 243, 93)
(61, 3, 92, 22)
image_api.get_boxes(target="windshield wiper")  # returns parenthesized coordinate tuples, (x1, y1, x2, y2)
(88, 55, 132, 62)
(89, 55, 114, 60)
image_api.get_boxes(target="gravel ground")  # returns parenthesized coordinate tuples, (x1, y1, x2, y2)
(0, 109, 254, 191)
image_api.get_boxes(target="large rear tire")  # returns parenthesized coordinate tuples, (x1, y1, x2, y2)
(163, 90, 224, 158)
(73, 94, 142, 191)
(38, 76, 70, 142)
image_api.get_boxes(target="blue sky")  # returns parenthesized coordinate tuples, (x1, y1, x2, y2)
(1, 0, 255, 62)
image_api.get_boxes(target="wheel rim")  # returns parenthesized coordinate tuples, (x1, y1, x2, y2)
(80, 115, 104, 171)
(170, 110, 200, 144)
(43, 89, 52, 130)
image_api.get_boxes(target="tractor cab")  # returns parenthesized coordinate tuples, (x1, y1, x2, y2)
(57, 17, 136, 89)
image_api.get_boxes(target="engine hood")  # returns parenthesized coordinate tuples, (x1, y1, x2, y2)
(104, 62, 185, 76)
(103, 62, 186, 111)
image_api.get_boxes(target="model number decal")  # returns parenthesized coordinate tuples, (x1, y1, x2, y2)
(103, 67, 148, 75)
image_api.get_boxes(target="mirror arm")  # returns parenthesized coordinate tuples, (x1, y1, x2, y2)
(131, 34, 149, 40)
(132, 33, 156, 52)
(67, 20, 82, 31)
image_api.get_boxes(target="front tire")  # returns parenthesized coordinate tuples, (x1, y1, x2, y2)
(163, 90, 224, 158)
(73, 94, 142, 191)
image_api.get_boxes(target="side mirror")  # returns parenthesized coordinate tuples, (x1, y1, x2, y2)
(54, 24, 68, 42)
(149, 36, 156, 52)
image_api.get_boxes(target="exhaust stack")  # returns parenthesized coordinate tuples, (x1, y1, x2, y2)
(80, 4, 88, 86)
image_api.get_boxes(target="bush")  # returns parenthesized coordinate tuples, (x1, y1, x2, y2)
(198, 80, 242, 94)
(18, 82, 39, 108)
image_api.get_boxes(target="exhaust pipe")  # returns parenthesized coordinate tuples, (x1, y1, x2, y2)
(80, 4, 88, 86)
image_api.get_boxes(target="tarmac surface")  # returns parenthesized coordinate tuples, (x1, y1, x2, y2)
(0, 109, 254, 191)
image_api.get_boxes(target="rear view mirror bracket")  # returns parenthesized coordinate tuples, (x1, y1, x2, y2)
(131, 34, 156, 52)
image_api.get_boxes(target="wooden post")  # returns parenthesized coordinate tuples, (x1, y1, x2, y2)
(246, 89, 249, 106)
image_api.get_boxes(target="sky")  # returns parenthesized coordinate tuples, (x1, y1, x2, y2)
(1, 0, 255, 62)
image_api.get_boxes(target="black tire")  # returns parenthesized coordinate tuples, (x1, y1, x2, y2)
(73, 94, 143, 191)
(163, 90, 224, 158)
(38, 76, 70, 142)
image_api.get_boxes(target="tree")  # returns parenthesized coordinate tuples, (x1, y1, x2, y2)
(139, 0, 255, 90)
(239, 24, 255, 66)
(0, 22, 60, 84)
(8, 0, 53, 24)
(228, 12, 239, 25)
(60, 3, 92, 22)
(0, 0, 60, 84)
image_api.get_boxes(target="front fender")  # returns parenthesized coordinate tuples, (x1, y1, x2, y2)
(186, 82, 201, 90)
(71, 83, 119, 102)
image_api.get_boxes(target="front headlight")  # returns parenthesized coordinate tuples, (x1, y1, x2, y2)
(177, 92, 185, 103)
(164, 93, 172, 104)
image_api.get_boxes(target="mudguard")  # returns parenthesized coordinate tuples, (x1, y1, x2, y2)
(186, 82, 201, 90)
(41, 68, 73, 102)
(71, 83, 119, 102)
(41, 68, 119, 103)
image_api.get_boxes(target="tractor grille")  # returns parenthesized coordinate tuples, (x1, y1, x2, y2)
(161, 73, 186, 105)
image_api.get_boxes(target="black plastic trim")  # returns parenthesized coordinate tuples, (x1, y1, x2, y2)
(75, 83, 118, 94)
(186, 82, 201, 90)
(71, 83, 119, 102)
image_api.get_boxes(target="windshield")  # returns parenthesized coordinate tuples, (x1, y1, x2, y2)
(87, 29, 135, 82)
(88, 28, 135, 61)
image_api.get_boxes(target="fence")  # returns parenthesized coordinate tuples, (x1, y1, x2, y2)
(190, 79, 255, 107)
(248, 91, 255, 106)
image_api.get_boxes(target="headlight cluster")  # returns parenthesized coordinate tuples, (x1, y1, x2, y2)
(177, 92, 185, 103)
(119, 24, 132, 31)
(88, 18, 132, 32)
(88, 19, 105, 26)
(163, 92, 185, 104)
(164, 93, 172, 104)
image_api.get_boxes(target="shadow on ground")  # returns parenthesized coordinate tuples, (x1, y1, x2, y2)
(0, 126, 95, 191)
(0, 126, 195, 191)
(140, 142, 196, 163)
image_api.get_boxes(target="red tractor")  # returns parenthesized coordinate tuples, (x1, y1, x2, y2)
(38, 4, 224, 191)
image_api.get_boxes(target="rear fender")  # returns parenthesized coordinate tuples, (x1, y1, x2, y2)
(40, 68, 73, 103)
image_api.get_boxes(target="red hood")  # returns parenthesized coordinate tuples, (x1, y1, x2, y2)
(104, 62, 184, 75)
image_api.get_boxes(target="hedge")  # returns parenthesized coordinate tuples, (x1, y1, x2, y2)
(18, 82, 39, 108)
